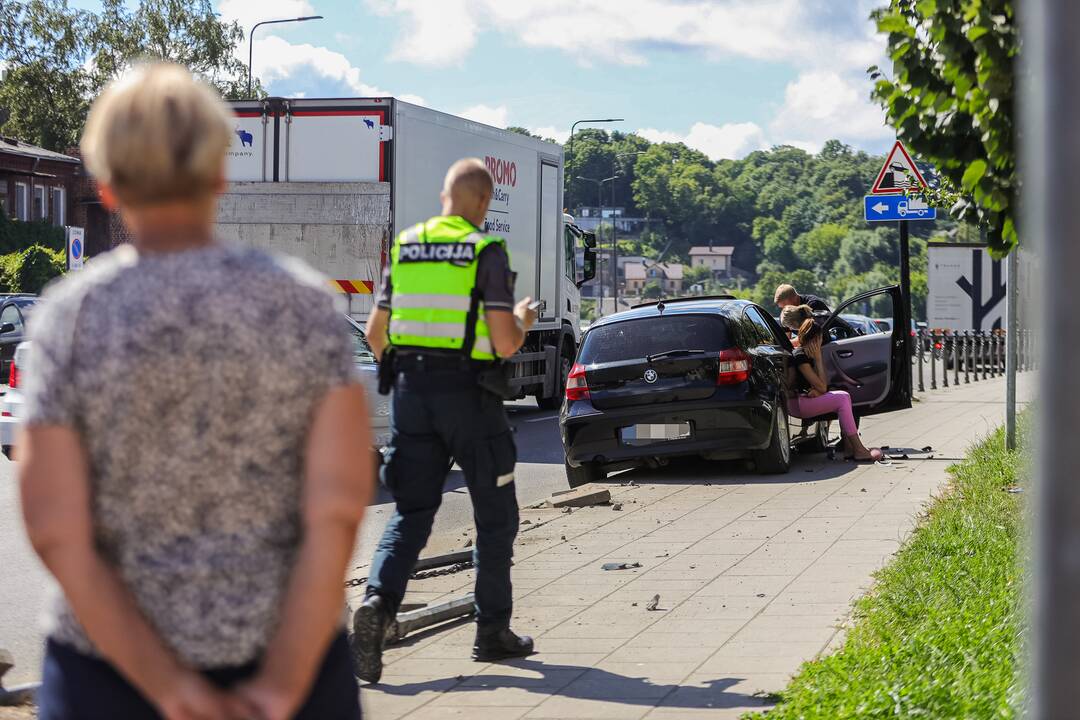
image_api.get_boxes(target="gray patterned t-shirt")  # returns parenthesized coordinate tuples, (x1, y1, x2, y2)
(23, 243, 356, 668)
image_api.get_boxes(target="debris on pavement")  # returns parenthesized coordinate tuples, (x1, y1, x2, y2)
(612, 502, 623, 511)
(1005, 486, 1024, 494)
(645, 594, 660, 611)
(379, 594, 476, 645)
(551, 485, 612, 508)
(602, 562, 642, 571)
(463, 538, 473, 548)
(562, 507, 573, 514)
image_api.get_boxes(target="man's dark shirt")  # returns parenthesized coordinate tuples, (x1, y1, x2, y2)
(799, 293, 832, 314)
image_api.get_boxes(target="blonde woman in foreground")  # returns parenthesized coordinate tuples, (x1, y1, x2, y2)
(19, 63, 373, 719)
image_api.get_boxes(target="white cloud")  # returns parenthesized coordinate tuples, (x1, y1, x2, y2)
(769, 71, 891, 153)
(638, 121, 768, 161)
(251, 34, 424, 103)
(218, 0, 315, 25)
(459, 103, 509, 128)
(368, 0, 882, 72)
(369, 0, 478, 66)
(529, 126, 570, 144)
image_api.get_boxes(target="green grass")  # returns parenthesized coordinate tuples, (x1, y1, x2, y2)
(744, 422, 1025, 719)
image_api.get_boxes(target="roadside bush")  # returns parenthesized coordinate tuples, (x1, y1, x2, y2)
(0, 245, 66, 294)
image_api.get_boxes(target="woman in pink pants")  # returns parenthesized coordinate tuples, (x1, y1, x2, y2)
(789, 319, 883, 462)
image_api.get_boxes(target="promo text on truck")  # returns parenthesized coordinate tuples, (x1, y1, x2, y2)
(220, 97, 597, 408)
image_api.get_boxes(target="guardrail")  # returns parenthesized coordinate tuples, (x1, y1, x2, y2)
(913, 328, 1036, 393)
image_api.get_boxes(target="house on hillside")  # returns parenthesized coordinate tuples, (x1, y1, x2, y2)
(624, 261, 683, 295)
(689, 245, 735, 278)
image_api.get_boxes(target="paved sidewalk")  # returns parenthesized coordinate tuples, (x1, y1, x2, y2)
(355, 375, 1032, 719)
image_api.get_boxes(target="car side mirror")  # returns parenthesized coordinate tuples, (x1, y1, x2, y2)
(578, 248, 597, 287)
(582, 231, 597, 249)
(0, 323, 15, 335)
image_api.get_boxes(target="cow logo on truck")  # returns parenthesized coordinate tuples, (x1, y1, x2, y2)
(235, 127, 254, 147)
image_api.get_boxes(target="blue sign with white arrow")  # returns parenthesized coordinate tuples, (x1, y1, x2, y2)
(864, 194, 937, 222)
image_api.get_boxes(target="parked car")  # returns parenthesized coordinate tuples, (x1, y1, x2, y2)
(873, 318, 893, 333)
(0, 295, 34, 378)
(839, 313, 883, 337)
(560, 287, 912, 487)
(1, 314, 391, 460)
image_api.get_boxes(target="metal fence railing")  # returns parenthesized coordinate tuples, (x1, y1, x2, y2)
(913, 329, 1036, 393)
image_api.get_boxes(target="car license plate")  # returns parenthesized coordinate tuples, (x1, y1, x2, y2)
(621, 422, 691, 445)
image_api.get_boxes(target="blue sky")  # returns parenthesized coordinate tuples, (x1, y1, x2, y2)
(75, 0, 898, 159)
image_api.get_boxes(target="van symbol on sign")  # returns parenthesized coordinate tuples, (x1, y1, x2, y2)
(234, 128, 254, 147)
(363, 119, 375, 129)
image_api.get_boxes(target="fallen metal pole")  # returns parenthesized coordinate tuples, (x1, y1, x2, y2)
(413, 550, 473, 572)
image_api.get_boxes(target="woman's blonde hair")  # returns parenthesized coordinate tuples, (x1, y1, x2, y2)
(798, 318, 822, 357)
(80, 62, 233, 207)
(780, 303, 813, 330)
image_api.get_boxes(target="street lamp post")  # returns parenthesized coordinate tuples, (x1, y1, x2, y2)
(611, 151, 645, 307)
(577, 175, 617, 316)
(248, 16, 324, 98)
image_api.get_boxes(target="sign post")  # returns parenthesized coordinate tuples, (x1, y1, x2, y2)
(864, 140, 936, 387)
(65, 226, 85, 271)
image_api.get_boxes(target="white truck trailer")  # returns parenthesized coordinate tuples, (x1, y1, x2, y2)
(218, 97, 597, 408)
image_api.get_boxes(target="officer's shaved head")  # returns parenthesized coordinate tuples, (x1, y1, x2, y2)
(444, 158, 494, 201)
(441, 158, 494, 228)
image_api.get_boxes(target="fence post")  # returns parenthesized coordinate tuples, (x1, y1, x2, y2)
(930, 330, 938, 390)
(982, 331, 989, 380)
(917, 329, 925, 392)
(954, 331, 961, 386)
(942, 331, 950, 388)
(967, 330, 976, 382)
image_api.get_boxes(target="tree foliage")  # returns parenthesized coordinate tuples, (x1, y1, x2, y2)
(0, 0, 257, 151)
(869, 0, 1017, 255)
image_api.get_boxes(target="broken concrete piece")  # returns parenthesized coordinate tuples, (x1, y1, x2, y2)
(602, 562, 642, 571)
(612, 503, 623, 511)
(383, 594, 476, 644)
(551, 485, 611, 508)
(646, 594, 660, 611)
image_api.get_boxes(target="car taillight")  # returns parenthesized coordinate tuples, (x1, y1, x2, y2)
(717, 348, 751, 385)
(566, 362, 590, 401)
(8, 361, 19, 389)
(934, 342, 942, 350)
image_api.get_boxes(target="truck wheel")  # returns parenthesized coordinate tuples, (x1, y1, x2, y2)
(536, 346, 573, 411)
(565, 460, 604, 488)
(754, 405, 792, 474)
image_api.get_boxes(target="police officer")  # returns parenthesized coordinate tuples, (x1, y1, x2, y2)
(352, 158, 539, 683)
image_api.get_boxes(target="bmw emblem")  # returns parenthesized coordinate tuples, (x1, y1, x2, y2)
(643, 368, 658, 384)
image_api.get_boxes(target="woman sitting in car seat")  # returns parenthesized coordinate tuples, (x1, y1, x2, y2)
(780, 304, 814, 346)
(788, 319, 883, 462)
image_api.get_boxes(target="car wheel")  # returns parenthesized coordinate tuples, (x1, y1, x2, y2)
(565, 460, 604, 488)
(754, 404, 792, 474)
(537, 348, 573, 411)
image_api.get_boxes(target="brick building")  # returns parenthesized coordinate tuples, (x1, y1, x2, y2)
(0, 136, 115, 256)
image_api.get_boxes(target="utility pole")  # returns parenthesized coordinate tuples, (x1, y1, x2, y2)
(1027, 0, 1078, 715)
(577, 175, 617, 316)
(247, 16, 323, 98)
(898, 219, 912, 396)
(612, 151, 645, 310)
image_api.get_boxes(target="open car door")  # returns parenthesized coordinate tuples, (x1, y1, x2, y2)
(821, 285, 911, 417)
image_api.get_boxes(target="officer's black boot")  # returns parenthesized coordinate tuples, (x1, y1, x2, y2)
(472, 626, 535, 662)
(351, 593, 394, 683)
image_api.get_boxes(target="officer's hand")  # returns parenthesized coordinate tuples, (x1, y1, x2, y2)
(514, 297, 538, 332)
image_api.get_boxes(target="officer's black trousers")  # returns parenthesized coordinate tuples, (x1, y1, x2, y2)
(367, 368, 519, 628)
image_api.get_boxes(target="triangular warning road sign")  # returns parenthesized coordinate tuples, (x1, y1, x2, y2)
(871, 140, 929, 195)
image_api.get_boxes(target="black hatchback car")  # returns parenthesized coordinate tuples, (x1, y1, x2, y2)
(560, 287, 911, 486)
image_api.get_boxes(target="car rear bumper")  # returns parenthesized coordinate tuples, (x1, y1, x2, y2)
(561, 397, 775, 468)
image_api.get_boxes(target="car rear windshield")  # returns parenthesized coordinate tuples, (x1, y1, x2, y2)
(579, 314, 731, 364)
